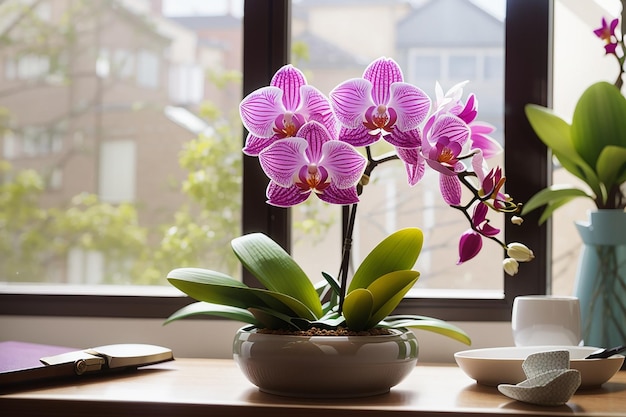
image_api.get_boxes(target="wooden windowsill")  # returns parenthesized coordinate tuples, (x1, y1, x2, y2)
(1, 359, 625, 417)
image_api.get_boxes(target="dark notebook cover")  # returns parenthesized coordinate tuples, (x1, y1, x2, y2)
(0, 341, 79, 387)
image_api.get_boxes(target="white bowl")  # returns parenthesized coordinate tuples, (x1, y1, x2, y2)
(454, 346, 624, 388)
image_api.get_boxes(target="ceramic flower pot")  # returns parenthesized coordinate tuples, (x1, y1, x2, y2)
(574, 210, 626, 350)
(232, 326, 419, 398)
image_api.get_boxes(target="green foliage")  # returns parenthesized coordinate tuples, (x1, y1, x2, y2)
(524, 81, 626, 217)
(349, 227, 423, 291)
(139, 114, 242, 283)
(0, 161, 147, 282)
(231, 233, 323, 318)
(165, 228, 471, 345)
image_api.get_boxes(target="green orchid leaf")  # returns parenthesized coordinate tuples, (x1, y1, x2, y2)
(538, 198, 580, 225)
(524, 104, 584, 167)
(167, 269, 318, 320)
(314, 314, 345, 328)
(386, 319, 471, 345)
(167, 267, 247, 287)
(164, 301, 259, 325)
(521, 185, 593, 216)
(366, 270, 420, 328)
(596, 145, 626, 190)
(343, 288, 374, 331)
(231, 233, 323, 318)
(525, 104, 602, 198)
(349, 228, 423, 292)
(248, 307, 299, 330)
(319, 271, 340, 311)
(571, 82, 626, 170)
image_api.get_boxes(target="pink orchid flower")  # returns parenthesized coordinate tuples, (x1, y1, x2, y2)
(457, 202, 500, 264)
(473, 156, 509, 211)
(434, 82, 502, 159)
(258, 121, 367, 207)
(594, 17, 619, 55)
(421, 113, 471, 205)
(239, 65, 338, 156)
(457, 231, 482, 265)
(329, 57, 431, 148)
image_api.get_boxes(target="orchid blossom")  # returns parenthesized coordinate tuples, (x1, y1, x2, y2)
(242, 57, 532, 280)
(258, 121, 366, 207)
(239, 65, 338, 156)
(329, 57, 431, 148)
(433, 81, 502, 159)
(457, 202, 500, 264)
(594, 15, 625, 90)
(420, 113, 471, 205)
(594, 17, 620, 55)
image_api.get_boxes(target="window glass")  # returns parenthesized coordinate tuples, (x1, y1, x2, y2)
(291, 0, 506, 295)
(409, 54, 441, 79)
(449, 54, 477, 80)
(0, 0, 243, 288)
(551, 0, 621, 295)
(99, 140, 136, 203)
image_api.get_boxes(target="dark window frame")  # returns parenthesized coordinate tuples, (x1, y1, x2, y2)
(0, 0, 551, 321)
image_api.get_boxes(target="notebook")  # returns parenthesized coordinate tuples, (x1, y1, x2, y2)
(0, 341, 173, 388)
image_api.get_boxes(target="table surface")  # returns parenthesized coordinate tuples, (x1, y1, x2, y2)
(1, 359, 625, 417)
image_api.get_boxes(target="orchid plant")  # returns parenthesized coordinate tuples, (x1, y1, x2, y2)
(165, 57, 533, 339)
(523, 5, 626, 220)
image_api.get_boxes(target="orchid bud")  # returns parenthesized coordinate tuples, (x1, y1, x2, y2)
(457, 230, 483, 264)
(503, 258, 519, 276)
(506, 242, 535, 262)
(511, 216, 524, 225)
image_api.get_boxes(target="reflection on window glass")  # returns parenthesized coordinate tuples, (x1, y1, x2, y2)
(0, 0, 243, 287)
(291, 0, 505, 294)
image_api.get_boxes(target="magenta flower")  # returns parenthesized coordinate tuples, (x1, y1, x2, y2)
(475, 162, 509, 211)
(457, 202, 500, 264)
(239, 65, 338, 156)
(457, 231, 482, 264)
(258, 121, 367, 207)
(434, 82, 502, 159)
(472, 202, 501, 237)
(329, 57, 431, 148)
(421, 113, 471, 205)
(594, 17, 619, 55)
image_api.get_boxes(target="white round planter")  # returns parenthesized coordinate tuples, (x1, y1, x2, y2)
(232, 326, 419, 398)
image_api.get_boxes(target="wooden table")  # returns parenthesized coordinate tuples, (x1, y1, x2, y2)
(1, 359, 625, 417)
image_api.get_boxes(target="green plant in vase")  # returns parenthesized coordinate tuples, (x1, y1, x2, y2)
(522, 6, 626, 348)
(166, 57, 534, 342)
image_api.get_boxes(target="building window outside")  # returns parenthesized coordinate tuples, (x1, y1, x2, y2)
(98, 140, 136, 203)
(113, 49, 135, 79)
(136, 49, 160, 88)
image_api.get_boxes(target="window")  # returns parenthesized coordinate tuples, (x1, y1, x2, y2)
(99, 140, 136, 203)
(0, 0, 549, 321)
(136, 49, 160, 88)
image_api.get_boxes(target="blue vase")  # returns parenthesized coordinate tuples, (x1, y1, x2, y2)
(574, 210, 626, 349)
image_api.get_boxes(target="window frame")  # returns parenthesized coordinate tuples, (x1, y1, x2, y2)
(0, 0, 551, 321)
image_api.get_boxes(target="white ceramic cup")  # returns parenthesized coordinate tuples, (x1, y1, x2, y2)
(511, 295, 582, 347)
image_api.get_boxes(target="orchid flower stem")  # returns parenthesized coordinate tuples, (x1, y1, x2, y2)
(452, 172, 510, 250)
(338, 202, 358, 314)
